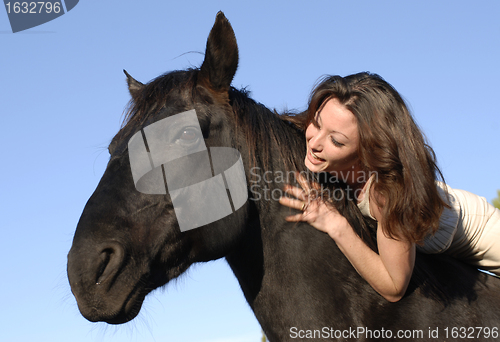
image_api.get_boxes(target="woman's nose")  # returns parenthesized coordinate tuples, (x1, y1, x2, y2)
(308, 133, 322, 151)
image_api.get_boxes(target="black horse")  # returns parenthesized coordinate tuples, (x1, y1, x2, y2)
(68, 12, 500, 341)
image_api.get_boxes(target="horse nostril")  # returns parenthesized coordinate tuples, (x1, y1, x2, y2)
(95, 242, 125, 286)
(95, 251, 111, 284)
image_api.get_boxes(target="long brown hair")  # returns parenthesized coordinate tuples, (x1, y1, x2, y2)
(285, 72, 447, 244)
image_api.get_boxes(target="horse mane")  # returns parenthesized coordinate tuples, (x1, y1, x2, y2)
(228, 87, 306, 176)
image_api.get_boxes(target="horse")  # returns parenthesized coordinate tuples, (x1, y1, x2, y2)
(67, 12, 500, 341)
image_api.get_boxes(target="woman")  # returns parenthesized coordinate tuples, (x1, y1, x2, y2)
(279, 72, 500, 302)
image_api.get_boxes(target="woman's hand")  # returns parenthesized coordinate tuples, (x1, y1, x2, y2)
(278, 173, 349, 236)
(279, 173, 414, 302)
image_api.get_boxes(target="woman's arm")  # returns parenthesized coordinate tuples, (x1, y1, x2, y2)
(330, 220, 415, 302)
(279, 177, 415, 302)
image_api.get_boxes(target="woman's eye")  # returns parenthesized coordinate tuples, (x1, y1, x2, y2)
(331, 137, 344, 147)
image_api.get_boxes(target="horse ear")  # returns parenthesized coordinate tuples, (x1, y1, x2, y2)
(124, 70, 144, 101)
(198, 11, 239, 93)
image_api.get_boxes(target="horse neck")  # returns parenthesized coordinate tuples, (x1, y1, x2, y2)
(226, 109, 305, 295)
(226, 108, 360, 324)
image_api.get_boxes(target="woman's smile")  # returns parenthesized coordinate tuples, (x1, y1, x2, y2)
(307, 149, 326, 164)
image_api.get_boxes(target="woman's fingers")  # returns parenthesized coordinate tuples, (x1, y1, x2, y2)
(296, 171, 322, 190)
(279, 173, 326, 225)
(295, 172, 311, 192)
(278, 174, 339, 232)
(279, 195, 306, 211)
(284, 213, 305, 222)
(283, 185, 307, 201)
(279, 196, 308, 222)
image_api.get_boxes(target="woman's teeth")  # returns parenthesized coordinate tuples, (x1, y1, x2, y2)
(311, 151, 324, 161)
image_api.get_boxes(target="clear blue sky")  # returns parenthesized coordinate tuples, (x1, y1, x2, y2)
(1, 1, 499, 342)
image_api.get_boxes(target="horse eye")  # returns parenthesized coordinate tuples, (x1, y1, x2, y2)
(176, 127, 200, 144)
(180, 129, 197, 141)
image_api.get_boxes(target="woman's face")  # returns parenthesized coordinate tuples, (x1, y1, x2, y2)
(304, 97, 360, 174)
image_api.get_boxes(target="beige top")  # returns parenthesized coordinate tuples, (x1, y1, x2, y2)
(357, 175, 377, 221)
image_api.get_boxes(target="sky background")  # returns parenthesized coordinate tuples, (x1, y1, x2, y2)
(1, 1, 499, 342)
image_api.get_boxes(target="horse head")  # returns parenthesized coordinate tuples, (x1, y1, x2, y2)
(67, 12, 256, 324)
